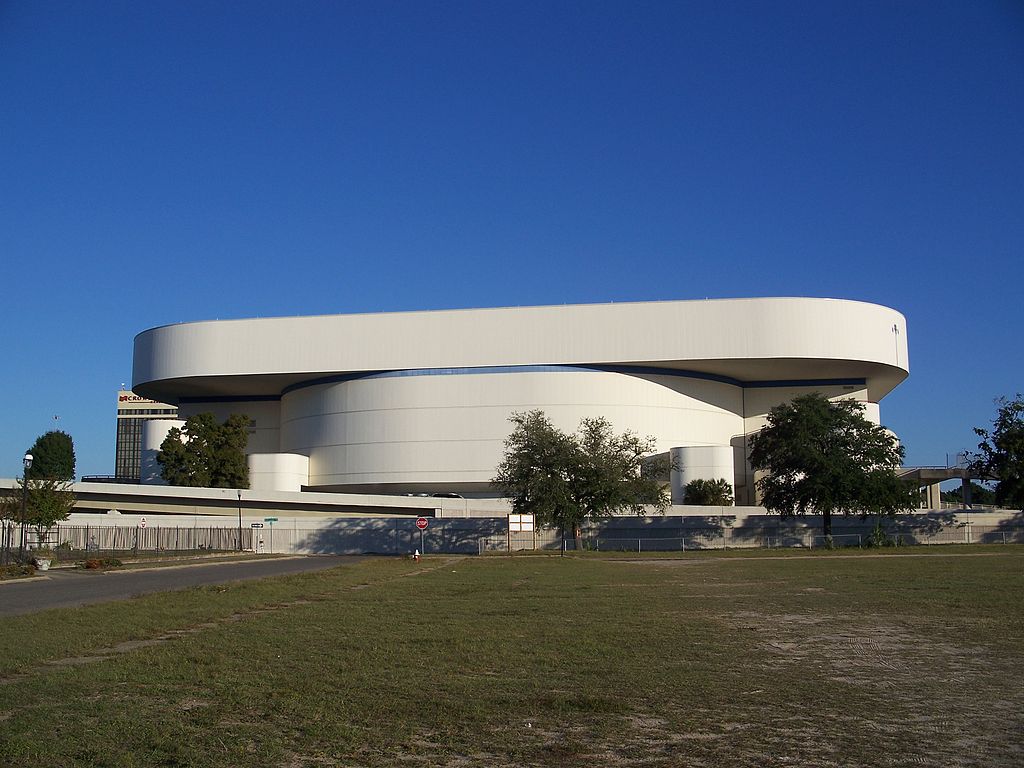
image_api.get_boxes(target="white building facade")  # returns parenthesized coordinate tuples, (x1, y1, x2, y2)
(132, 298, 909, 504)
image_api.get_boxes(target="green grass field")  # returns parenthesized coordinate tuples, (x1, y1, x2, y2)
(1, 547, 1022, 767)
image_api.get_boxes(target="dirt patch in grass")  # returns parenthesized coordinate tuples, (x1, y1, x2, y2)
(721, 607, 1024, 767)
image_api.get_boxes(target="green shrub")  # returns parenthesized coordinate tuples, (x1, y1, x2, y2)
(867, 521, 904, 548)
(0, 563, 37, 579)
(684, 478, 734, 506)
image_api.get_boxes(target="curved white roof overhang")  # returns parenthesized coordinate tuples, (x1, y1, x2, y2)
(133, 297, 909, 404)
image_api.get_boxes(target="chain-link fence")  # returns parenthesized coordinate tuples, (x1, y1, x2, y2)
(478, 525, 1024, 554)
(3, 519, 1022, 560)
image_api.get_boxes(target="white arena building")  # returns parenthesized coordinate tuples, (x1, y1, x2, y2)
(132, 298, 909, 505)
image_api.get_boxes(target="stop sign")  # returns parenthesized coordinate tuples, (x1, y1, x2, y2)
(415, 517, 428, 530)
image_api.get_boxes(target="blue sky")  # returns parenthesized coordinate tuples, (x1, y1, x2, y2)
(2, 1, 1022, 478)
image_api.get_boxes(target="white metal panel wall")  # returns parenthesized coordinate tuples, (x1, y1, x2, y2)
(280, 369, 745, 490)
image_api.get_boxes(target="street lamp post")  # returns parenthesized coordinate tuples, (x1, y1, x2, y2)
(18, 453, 33, 560)
(237, 489, 243, 552)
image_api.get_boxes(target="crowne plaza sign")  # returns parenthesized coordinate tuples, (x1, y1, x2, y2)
(118, 393, 156, 404)
(116, 390, 176, 412)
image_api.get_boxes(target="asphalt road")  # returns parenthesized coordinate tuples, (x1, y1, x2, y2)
(0, 556, 360, 617)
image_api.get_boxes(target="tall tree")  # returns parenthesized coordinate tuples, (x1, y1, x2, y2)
(1, 477, 76, 550)
(157, 413, 251, 488)
(748, 393, 915, 538)
(26, 431, 76, 480)
(21, 477, 76, 545)
(970, 394, 1024, 509)
(493, 411, 669, 550)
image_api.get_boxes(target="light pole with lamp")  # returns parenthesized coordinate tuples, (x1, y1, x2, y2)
(18, 453, 33, 560)
(237, 489, 243, 552)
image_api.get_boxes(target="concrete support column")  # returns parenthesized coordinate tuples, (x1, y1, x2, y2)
(670, 445, 735, 505)
(248, 453, 310, 492)
(925, 482, 942, 510)
(140, 419, 185, 485)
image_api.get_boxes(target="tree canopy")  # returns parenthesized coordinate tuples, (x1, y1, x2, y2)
(1, 477, 76, 547)
(26, 430, 76, 481)
(684, 477, 734, 506)
(492, 410, 669, 549)
(24, 478, 76, 544)
(157, 413, 251, 488)
(970, 394, 1024, 509)
(748, 393, 915, 538)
